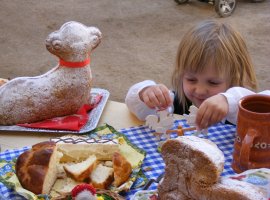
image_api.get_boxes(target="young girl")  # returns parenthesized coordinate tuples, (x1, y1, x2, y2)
(125, 20, 269, 130)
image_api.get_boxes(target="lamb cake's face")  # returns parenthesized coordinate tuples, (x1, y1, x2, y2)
(45, 21, 102, 61)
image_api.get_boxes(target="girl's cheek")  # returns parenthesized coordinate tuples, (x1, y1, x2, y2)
(210, 85, 227, 96)
(183, 82, 193, 98)
(182, 81, 189, 95)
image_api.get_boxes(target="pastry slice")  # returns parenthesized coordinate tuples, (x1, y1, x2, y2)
(112, 152, 132, 187)
(90, 163, 114, 189)
(64, 154, 97, 182)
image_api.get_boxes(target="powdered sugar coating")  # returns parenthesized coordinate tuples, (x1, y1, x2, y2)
(0, 21, 102, 125)
(177, 136, 224, 170)
(158, 136, 267, 200)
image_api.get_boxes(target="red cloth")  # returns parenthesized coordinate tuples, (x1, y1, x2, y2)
(18, 95, 103, 131)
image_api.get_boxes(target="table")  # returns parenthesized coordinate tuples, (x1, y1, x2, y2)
(0, 101, 143, 152)
(0, 101, 241, 200)
(1, 121, 270, 199)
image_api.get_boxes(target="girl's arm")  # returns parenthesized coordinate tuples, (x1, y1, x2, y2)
(221, 87, 270, 124)
(125, 80, 157, 120)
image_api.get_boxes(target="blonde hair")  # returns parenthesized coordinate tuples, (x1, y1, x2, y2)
(172, 20, 258, 112)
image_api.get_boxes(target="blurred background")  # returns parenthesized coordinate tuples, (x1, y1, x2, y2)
(0, 0, 269, 102)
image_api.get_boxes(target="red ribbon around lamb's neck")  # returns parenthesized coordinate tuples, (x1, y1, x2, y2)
(59, 58, 90, 68)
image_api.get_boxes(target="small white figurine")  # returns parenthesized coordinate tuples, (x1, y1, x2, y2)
(145, 105, 208, 140)
(165, 105, 208, 137)
(184, 105, 208, 136)
(145, 109, 174, 140)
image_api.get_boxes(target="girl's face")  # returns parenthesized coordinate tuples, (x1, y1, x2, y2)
(183, 66, 228, 107)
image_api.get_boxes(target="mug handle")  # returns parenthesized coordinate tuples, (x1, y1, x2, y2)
(239, 128, 259, 168)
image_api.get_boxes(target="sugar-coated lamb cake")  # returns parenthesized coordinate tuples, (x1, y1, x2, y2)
(158, 136, 267, 200)
(0, 21, 101, 125)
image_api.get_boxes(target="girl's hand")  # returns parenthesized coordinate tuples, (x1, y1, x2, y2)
(195, 94, 229, 130)
(139, 84, 173, 109)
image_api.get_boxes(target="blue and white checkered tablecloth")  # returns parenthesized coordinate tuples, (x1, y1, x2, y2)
(0, 119, 237, 200)
(0, 146, 30, 200)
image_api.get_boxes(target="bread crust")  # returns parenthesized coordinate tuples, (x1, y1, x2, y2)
(16, 141, 57, 194)
(112, 152, 132, 187)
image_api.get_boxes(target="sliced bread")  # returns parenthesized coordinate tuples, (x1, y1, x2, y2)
(64, 154, 97, 181)
(90, 163, 114, 189)
(112, 152, 132, 187)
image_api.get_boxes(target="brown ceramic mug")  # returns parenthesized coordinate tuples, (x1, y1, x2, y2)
(232, 94, 270, 173)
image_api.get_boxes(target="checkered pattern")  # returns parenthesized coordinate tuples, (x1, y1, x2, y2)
(0, 147, 30, 200)
(0, 120, 237, 200)
(121, 119, 237, 199)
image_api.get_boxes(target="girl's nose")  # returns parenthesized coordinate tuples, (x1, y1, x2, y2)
(194, 84, 207, 95)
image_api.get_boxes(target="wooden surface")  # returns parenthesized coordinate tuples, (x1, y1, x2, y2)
(0, 101, 144, 152)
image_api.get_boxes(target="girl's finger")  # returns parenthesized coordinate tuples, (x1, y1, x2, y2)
(207, 111, 219, 127)
(196, 105, 207, 127)
(143, 95, 155, 109)
(200, 112, 211, 129)
(159, 85, 173, 106)
(153, 87, 167, 108)
(197, 106, 211, 129)
(148, 91, 162, 108)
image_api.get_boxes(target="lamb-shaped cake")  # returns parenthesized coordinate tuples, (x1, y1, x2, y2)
(158, 136, 267, 200)
(0, 21, 101, 125)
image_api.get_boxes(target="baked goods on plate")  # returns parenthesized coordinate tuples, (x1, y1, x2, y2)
(0, 88, 110, 134)
(158, 136, 267, 200)
(1, 124, 146, 199)
(16, 141, 59, 195)
(15, 139, 130, 198)
(0, 21, 101, 125)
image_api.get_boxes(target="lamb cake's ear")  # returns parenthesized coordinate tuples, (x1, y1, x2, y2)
(46, 31, 64, 55)
(86, 27, 102, 50)
(88, 26, 102, 36)
(60, 21, 75, 29)
(51, 40, 63, 51)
